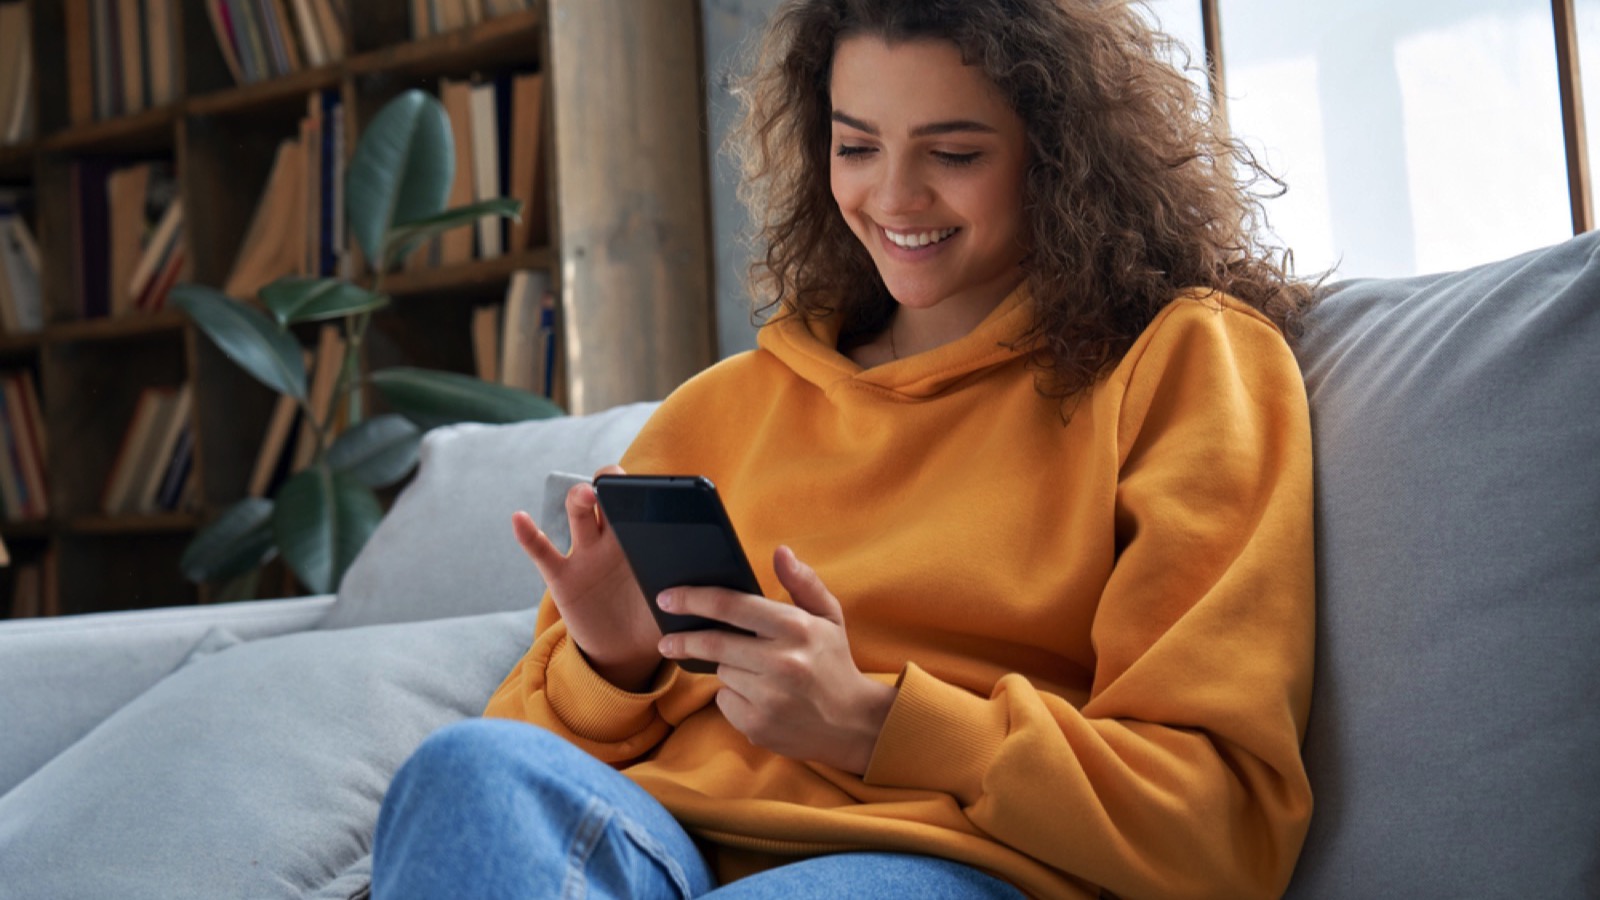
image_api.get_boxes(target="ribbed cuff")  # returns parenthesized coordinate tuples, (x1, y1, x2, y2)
(546, 634, 678, 744)
(863, 662, 1009, 806)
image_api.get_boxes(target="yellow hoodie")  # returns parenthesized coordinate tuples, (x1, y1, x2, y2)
(485, 286, 1315, 899)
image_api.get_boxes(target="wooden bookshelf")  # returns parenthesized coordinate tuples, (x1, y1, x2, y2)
(0, 0, 714, 617)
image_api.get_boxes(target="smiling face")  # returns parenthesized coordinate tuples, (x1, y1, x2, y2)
(828, 35, 1030, 337)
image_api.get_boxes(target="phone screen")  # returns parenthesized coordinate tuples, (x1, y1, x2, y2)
(593, 475, 763, 673)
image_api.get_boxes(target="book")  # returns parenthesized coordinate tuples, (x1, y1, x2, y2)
(469, 80, 502, 258)
(153, 421, 194, 511)
(0, 214, 44, 333)
(2, 374, 48, 519)
(0, 383, 26, 519)
(410, 0, 432, 38)
(301, 94, 321, 275)
(308, 0, 344, 61)
(288, 0, 326, 67)
(0, 4, 29, 144)
(205, 0, 246, 84)
(135, 382, 192, 512)
(536, 288, 558, 398)
(225, 138, 305, 298)
(101, 386, 172, 515)
(106, 162, 152, 318)
(292, 325, 346, 470)
(507, 72, 545, 253)
(135, 242, 186, 312)
(228, 0, 267, 83)
(439, 77, 477, 265)
(14, 371, 47, 514)
(64, 0, 96, 124)
(146, 0, 176, 107)
(90, 0, 117, 120)
(116, 0, 146, 114)
(471, 303, 500, 383)
(127, 197, 183, 305)
(248, 385, 301, 497)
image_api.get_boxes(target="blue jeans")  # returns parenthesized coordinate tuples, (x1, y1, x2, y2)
(372, 718, 1025, 899)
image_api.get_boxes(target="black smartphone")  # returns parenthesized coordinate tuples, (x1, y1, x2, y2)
(592, 474, 763, 674)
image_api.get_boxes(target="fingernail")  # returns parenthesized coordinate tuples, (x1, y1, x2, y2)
(658, 637, 676, 656)
(657, 590, 676, 611)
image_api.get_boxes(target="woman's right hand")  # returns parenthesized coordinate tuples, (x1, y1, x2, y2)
(512, 465, 664, 692)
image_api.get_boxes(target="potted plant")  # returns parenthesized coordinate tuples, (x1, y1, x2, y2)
(172, 89, 560, 597)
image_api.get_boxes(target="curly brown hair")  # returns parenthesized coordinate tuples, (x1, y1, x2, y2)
(728, 0, 1318, 399)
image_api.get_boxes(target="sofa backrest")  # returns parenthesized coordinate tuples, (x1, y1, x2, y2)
(1285, 232, 1600, 897)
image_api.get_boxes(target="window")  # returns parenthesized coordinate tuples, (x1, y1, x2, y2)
(1147, 0, 1589, 280)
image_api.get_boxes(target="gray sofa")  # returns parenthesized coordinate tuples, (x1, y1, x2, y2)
(1, 233, 1596, 899)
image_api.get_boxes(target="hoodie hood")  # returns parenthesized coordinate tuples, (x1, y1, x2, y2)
(756, 283, 1037, 401)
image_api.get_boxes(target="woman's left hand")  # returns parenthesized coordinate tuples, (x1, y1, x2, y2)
(655, 545, 898, 775)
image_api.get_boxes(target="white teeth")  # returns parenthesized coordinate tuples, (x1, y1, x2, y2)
(884, 227, 958, 249)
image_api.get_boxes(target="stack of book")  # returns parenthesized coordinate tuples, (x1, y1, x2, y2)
(472, 269, 559, 399)
(68, 159, 186, 320)
(0, 194, 43, 335)
(410, 0, 532, 39)
(101, 382, 194, 516)
(0, 3, 35, 145)
(0, 370, 47, 521)
(204, 0, 348, 86)
(401, 70, 544, 270)
(226, 90, 347, 299)
(62, 0, 180, 124)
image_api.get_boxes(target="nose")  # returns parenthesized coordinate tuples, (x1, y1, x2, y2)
(872, 157, 933, 216)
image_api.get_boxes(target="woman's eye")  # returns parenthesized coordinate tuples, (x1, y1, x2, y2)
(835, 144, 874, 159)
(935, 151, 981, 167)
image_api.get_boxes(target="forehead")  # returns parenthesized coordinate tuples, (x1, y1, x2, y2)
(828, 35, 1017, 128)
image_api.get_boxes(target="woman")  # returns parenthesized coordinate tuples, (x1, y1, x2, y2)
(372, 1, 1317, 897)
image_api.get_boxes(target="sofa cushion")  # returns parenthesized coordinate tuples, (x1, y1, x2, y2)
(0, 595, 333, 799)
(0, 608, 535, 900)
(321, 401, 659, 629)
(1286, 232, 1600, 896)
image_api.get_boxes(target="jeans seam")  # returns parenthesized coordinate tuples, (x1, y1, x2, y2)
(559, 793, 699, 900)
(616, 816, 696, 899)
(561, 796, 610, 900)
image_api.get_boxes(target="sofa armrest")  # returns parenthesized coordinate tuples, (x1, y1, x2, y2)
(0, 595, 336, 797)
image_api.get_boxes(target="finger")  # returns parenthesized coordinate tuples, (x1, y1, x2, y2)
(659, 627, 771, 673)
(774, 546, 844, 625)
(512, 511, 565, 576)
(658, 586, 797, 636)
(565, 481, 603, 547)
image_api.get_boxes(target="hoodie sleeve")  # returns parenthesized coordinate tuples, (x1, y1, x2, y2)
(481, 396, 729, 762)
(863, 300, 1317, 899)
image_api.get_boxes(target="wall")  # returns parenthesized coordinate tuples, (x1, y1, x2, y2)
(701, 0, 781, 357)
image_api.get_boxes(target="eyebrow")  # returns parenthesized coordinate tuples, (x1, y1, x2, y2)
(830, 110, 998, 138)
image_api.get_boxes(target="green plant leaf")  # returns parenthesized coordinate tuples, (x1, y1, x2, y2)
(273, 465, 384, 594)
(347, 89, 454, 268)
(370, 367, 564, 430)
(383, 198, 523, 269)
(179, 497, 278, 583)
(260, 277, 389, 326)
(325, 414, 423, 488)
(173, 284, 308, 401)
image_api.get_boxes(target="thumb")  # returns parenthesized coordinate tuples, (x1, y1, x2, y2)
(775, 546, 843, 624)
